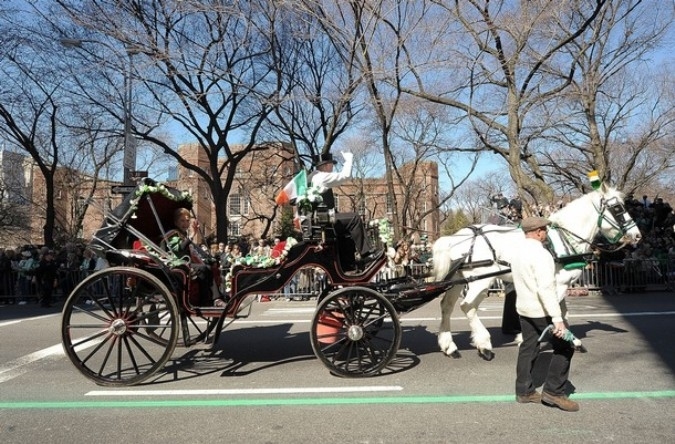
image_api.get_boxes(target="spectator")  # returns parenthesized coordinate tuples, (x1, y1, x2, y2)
(229, 243, 243, 262)
(35, 249, 59, 307)
(509, 196, 523, 221)
(17, 249, 38, 305)
(0, 249, 16, 304)
(80, 249, 98, 272)
(642, 195, 651, 208)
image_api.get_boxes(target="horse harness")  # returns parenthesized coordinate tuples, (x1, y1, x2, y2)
(462, 225, 512, 269)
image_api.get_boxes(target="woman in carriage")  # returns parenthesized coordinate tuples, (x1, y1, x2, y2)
(161, 207, 227, 308)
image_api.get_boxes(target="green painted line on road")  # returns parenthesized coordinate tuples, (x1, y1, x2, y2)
(1, 390, 673, 410)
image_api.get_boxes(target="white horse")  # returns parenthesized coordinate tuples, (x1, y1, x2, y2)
(432, 184, 642, 360)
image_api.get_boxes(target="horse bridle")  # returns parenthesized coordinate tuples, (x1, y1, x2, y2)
(596, 197, 637, 244)
(549, 196, 637, 257)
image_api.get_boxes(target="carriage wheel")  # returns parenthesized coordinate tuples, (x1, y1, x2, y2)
(310, 286, 401, 377)
(61, 267, 179, 386)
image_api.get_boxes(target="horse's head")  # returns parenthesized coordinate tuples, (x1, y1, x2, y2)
(594, 183, 642, 246)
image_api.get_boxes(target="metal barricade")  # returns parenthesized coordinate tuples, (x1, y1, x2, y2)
(599, 258, 672, 292)
(0, 269, 95, 304)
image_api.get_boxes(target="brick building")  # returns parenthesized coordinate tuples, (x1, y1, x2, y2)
(0, 149, 121, 248)
(1, 143, 439, 248)
(168, 143, 439, 244)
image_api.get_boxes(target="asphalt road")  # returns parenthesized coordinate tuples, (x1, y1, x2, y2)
(1, 291, 674, 444)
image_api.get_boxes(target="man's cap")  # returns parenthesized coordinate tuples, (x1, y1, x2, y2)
(312, 153, 337, 167)
(520, 216, 551, 232)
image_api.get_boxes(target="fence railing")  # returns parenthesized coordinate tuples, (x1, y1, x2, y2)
(0, 269, 93, 304)
(487, 258, 674, 296)
(2, 258, 672, 304)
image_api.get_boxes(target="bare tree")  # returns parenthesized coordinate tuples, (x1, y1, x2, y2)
(541, 0, 675, 193)
(394, 0, 608, 205)
(50, 0, 289, 242)
(0, 18, 69, 246)
(262, 4, 364, 167)
(300, 0, 480, 238)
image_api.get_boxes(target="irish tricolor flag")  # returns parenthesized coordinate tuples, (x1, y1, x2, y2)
(275, 170, 307, 206)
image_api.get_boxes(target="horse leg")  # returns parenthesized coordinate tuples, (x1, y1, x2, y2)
(438, 285, 462, 358)
(460, 284, 494, 361)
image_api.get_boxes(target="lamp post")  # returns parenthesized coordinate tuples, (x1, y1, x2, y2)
(122, 48, 138, 186)
(60, 38, 139, 187)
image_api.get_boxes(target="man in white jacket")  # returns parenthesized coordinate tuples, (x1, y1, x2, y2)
(309, 152, 377, 271)
(512, 216, 579, 412)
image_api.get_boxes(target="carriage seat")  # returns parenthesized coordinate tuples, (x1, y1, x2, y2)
(300, 204, 336, 242)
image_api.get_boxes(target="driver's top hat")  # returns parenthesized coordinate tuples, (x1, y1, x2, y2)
(312, 153, 337, 168)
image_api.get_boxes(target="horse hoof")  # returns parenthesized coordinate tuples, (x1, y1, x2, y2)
(479, 349, 495, 361)
(450, 350, 462, 359)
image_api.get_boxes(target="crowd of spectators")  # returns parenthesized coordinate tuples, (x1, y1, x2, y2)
(615, 194, 675, 263)
(0, 243, 109, 305)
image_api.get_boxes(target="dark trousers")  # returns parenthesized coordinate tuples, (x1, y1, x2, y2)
(516, 315, 574, 396)
(333, 212, 372, 257)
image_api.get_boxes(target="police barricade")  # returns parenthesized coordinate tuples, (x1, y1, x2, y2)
(0, 269, 95, 304)
(376, 262, 432, 282)
(484, 258, 672, 298)
(591, 258, 673, 293)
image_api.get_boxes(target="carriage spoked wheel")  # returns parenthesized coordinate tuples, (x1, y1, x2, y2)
(61, 267, 179, 386)
(310, 286, 401, 377)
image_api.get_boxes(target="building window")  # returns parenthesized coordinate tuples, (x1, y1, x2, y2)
(229, 219, 240, 238)
(228, 194, 249, 216)
(358, 196, 366, 216)
(167, 167, 178, 181)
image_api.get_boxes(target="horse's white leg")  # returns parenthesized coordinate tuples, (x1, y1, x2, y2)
(438, 285, 462, 358)
(460, 283, 495, 361)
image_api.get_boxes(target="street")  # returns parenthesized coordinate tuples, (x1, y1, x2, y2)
(1, 291, 674, 444)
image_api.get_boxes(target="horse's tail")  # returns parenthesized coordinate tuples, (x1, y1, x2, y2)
(432, 236, 456, 281)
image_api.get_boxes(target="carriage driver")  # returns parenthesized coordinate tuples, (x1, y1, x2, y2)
(512, 216, 579, 412)
(309, 152, 380, 272)
(162, 207, 227, 308)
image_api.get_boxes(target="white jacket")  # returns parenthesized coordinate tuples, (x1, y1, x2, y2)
(511, 237, 563, 323)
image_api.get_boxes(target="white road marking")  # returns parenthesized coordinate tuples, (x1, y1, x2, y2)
(85, 386, 404, 396)
(1, 310, 673, 385)
(265, 308, 317, 314)
(0, 313, 59, 328)
(0, 343, 64, 384)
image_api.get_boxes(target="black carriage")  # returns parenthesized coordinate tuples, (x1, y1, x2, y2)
(61, 179, 461, 386)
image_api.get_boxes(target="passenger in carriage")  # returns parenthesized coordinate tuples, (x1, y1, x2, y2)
(309, 152, 379, 272)
(162, 207, 227, 308)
